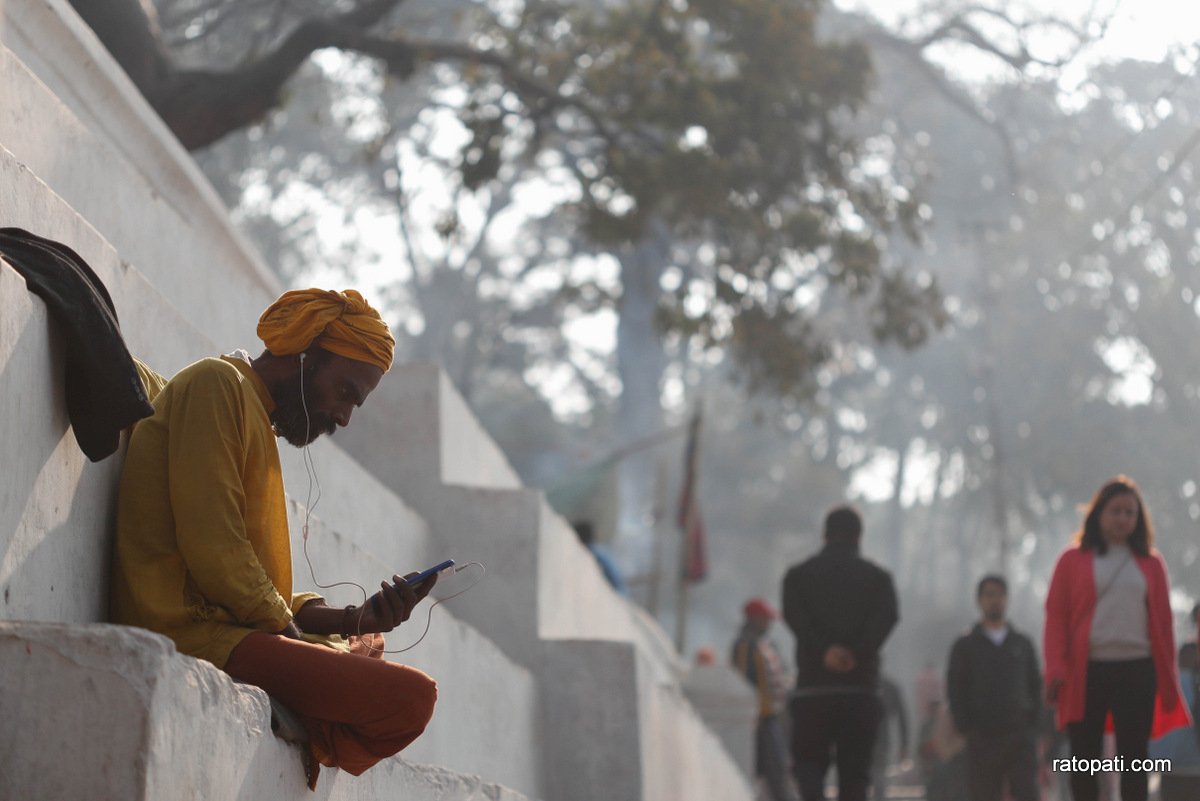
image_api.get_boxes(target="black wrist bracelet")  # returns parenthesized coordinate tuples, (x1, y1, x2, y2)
(341, 604, 358, 637)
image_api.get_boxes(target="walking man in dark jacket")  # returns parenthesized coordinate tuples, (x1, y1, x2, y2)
(781, 506, 899, 801)
(946, 574, 1042, 801)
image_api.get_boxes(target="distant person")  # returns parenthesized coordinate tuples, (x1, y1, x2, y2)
(915, 660, 944, 729)
(1043, 475, 1190, 801)
(913, 659, 945, 788)
(1036, 687, 1070, 801)
(871, 674, 910, 800)
(782, 506, 899, 801)
(1150, 643, 1200, 800)
(921, 700, 969, 801)
(731, 597, 797, 801)
(573, 520, 627, 595)
(946, 575, 1041, 801)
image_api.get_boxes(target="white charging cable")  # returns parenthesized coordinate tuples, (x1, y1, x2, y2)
(370, 562, 487, 654)
(294, 352, 484, 653)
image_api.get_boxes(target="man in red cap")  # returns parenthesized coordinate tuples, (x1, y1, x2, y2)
(112, 289, 437, 789)
(732, 597, 797, 801)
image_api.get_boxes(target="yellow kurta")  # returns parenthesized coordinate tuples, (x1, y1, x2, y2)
(112, 355, 321, 668)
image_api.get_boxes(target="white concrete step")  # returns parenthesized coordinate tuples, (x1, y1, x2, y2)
(339, 371, 757, 801)
(337, 373, 647, 665)
(0, 622, 537, 801)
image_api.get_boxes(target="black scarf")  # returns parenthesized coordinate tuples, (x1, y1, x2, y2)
(1, 228, 152, 460)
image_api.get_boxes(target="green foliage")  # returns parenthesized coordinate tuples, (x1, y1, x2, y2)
(458, 101, 506, 189)
(870, 268, 946, 348)
(729, 304, 831, 396)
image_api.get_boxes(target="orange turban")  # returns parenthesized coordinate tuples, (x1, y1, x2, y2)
(257, 289, 395, 372)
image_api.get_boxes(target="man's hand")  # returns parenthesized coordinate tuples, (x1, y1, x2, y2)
(823, 645, 857, 673)
(347, 572, 438, 635)
(1045, 677, 1065, 705)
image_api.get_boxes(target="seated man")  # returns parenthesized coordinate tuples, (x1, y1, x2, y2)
(111, 288, 437, 788)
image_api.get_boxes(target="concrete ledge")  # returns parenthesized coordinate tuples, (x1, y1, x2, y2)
(540, 639, 754, 801)
(340, 363, 523, 499)
(641, 671, 756, 801)
(540, 640, 644, 801)
(394, 484, 542, 663)
(1, 621, 280, 801)
(682, 664, 757, 778)
(337, 477, 642, 671)
(0, 622, 537, 801)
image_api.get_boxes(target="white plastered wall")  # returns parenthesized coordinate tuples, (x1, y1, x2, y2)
(0, 0, 755, 797)
(339, 367, 757, 801)
(0, 0, 543, 795)
(0, 132, 544, 801)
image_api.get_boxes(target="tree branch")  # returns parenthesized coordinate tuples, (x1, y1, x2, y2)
(163, 0, 281, 49)
(331, 29, 618, 143)
(910, 4, 1111, 70)
(74, 0, 416, 149)
(339, 0, 409, 30)
(149, 13, 616, 151)
(865, 28, 1020, 187)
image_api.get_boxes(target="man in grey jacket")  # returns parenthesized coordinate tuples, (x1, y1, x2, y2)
(946, 575, 1041, 801)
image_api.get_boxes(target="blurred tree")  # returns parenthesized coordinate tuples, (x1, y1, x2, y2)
(682, 29, 1200, 680)
(72, 0, 1200, 669)
(69, 0, 471, 149)
(814, 29, 1200, 630)
(75, 0, 944, 393)
(79, 0, 949, 541)
(444, 0, 947, 532)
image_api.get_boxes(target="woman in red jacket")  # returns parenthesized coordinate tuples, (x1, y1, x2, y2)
(1044, 475, 1190, 801)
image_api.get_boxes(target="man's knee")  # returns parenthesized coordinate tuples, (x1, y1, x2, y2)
(401, 670, 438, 731)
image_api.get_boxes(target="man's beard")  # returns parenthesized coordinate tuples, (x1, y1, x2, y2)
(271, 371, 335, 447)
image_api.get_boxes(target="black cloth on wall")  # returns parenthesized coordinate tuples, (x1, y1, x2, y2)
(1, 227, 152, 461)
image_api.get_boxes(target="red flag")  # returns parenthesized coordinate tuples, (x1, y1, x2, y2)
(677, 408, 707, 583)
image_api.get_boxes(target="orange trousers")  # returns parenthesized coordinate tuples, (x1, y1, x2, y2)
(224, 631, 437, 781)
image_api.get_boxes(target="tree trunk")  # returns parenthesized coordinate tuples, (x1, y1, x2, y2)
(614, 223, 669, 564)
(886, 441, 909, 577)
(67, 0, 173, 92)
(67, 0, 409, 150)
(918, 449, 950, 602)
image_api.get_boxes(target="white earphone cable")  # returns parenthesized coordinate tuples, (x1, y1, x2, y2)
(293, 352, 481, 654)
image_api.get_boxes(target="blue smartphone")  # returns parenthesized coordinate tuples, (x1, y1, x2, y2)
(397, 559, 455, 591)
